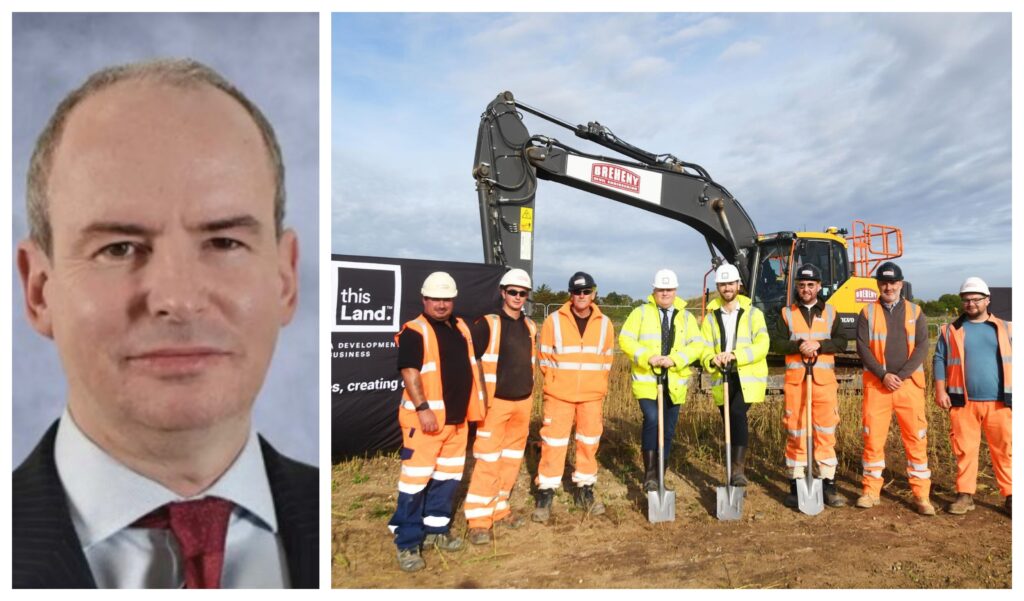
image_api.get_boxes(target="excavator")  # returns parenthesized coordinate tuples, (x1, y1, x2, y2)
(473, 91, 905, 381)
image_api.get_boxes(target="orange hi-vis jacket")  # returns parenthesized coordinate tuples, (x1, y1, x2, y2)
(782, 303, 837, 386)
(862, 302, 925, 388)
(538, 302, 615, 403)
(395, 314, 486, 424)
(479, 313, 537, 401)
(939, 315, 1012, 407)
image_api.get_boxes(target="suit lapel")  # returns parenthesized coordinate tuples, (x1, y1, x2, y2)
(259, 437, 319, 588)
(13, 420, 97, 589)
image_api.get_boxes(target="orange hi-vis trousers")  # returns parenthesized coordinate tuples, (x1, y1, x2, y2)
(861, 382, 931, 499)
(535, 397, 603, 490)
(388, 419, 468, 550)
(949, 401, 1012, 497)
(783, 379, 839, 480)
(464, 398, 532, 529)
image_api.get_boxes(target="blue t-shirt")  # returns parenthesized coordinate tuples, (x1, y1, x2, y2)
(935, 320, 1002, 401)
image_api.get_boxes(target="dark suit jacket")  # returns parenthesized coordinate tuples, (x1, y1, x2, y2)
(12, 420, 319, 589)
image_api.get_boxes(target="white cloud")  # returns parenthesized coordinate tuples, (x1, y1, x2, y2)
(718, 39, 762, 61)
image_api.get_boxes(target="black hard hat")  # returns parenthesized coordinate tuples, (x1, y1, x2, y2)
(794, 264, 821, 282)
(874, 261, 904, 282)
(567, 271, 596, 292)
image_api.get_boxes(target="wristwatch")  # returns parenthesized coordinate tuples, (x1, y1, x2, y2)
(415, 402, 429, 412)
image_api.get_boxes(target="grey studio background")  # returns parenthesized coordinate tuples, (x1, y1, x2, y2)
(11, 13, 319, 466)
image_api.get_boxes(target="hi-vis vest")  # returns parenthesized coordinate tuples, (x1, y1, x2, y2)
(618, 296, 703, 405)
(782, 303, 837, 386)
(700, 294, 769, 406)
(395, 314, 485, 424)
(939, 315, 1012, 407)
(862, 301, 925, 388)
(538, 302, 615, 403)
(479, 313, 537, 400)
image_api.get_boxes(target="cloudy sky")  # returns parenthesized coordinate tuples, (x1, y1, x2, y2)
(332, 12, 1011, 301)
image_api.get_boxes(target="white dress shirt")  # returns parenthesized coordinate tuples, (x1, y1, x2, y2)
(54, 409, 289, 588)
(720, 303, 740, 353)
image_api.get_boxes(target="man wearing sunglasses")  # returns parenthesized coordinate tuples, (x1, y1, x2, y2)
(534, 272, 615, 522)
(934, 277, 1012, 516)
(855, 261, 934, 515)
(464, 269, 537, 544)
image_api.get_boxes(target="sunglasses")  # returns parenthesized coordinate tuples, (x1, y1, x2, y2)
(571, 288, 593, 296)
(504, 289, 529, 298)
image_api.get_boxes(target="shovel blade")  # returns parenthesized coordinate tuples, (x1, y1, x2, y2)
(715, 485, 744, 520)
(647, 490, 676, 523)
(796, 477, 824, 515)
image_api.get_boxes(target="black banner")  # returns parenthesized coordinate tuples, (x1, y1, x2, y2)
(331, 254, 503, 463)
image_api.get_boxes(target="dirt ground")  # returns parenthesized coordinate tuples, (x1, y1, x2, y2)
(333, 442, 1012, 589)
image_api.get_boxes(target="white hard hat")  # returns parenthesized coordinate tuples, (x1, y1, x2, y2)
(959, 276, 990, 297)
(715, 263, 741, 284)
(500, 268, 532, 290)
(652, 269, 679, 289)
(421, 271, 458, 298)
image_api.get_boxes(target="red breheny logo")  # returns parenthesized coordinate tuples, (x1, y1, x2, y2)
(591, 163, 641, 194)
(855, 288, 879, 303)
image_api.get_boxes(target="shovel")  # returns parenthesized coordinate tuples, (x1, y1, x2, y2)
(647, 368, 675, 523)
(716, 360, 744, 521)
(795, 355, 824, 515)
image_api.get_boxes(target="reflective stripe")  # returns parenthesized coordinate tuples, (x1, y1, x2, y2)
(907, 461, 929, 470)
(813, 424, 836, 435)
(475, 451, 501, 463)
(638, 333, 660, 341)
(787, 429, 806, 438)
(572, 471, 597, 485)
(552, 312, 564, 354)
(549, 362, 610, 371)
(633, 374, 657, 383)
(561, 345, 584, 353)
(742, 347, 754, 363)
(575, 432, 601, 445)
(495, 501, 509, 511)
(540, 344, 555, 353)
(420, 361, 438, 375)
(947, 386, 965, 394)
(398, 481, 427, 494)
(541, 435, 570, 447)
(483, 374, 497, 383)
(423, 515, 451, 527)
(536, 474, 562, 487)
(539, 359, 556, 368)
(908, 470, 932, 479)
(786, 362, 806, 370)
(476, 430, 492, 438)
(863, 460, 885, 468)
(481, 353, 499, 363)
(402, 400, 445, 411)
(431, 471, 462, 481)
(436, 456, 465, 467)
(818, 457, 839, 466)
(633, 350, 646, 364)
(501, 448, 525, 459)
(465, 493, 493, 504)
(917, 428, 927, 440)
(863, 470, 883, 478)
(785, 457, 807, 467)
(598, 316, 611, 356)
(402, 465, 435, 477)
(739, 375, 767, 384)
(464, 508, 493, 519)
(620, 330, 638, 340)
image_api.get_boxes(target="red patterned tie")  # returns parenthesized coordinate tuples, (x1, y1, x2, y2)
(133, 497, 235, 588)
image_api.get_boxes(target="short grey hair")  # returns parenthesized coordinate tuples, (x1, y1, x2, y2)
(26, 58, 286, 255)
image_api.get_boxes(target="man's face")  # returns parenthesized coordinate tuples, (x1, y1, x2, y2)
(717, 281, 739, 303)
(961, 294, 989, 319)
(654, 288, 676, 309)
(423, 297, 454, 321)
(18, 80, 298, 435)
(796, 280, 821, 305)
(571, 288, 594, 313)
(878, 279, 903, 304)
(502, 286, 529, 312)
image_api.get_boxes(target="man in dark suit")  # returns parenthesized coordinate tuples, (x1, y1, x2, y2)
(13, 58, 317, 588)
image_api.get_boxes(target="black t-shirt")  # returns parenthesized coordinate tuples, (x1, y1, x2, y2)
(573, 311, 591, 337)
(396, 316, 473, 424)
(470, 312, 534, 401)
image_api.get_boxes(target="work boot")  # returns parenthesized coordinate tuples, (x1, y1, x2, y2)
(823, 479, 846, 508)
(397, 547, 425, 572)
(855, 493, 880, 509)
(575, 485, 606, 515)
(947, 493, 975, 515)
(642, 450, 658, 492)
(913, 496, 937, 516)
(783, 479, 799, 508)
(494, 511, 526, 529)
(422, 531, 465, 552)
(467, 528, 493, 545)
(532, 489, 554, 523)
(1006, 495, 1012, 516)
(730, 445, 748, 487)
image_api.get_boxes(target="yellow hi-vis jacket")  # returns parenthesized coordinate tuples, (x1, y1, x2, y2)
(700, 294, 770, 406)
(618, 295, 703, 405)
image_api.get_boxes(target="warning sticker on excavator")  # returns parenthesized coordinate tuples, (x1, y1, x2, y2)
(520, 232, 532, 261)
(520, 207, 533, 232)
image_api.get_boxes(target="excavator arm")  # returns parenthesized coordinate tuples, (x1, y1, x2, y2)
(474, 91, 760, 287)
